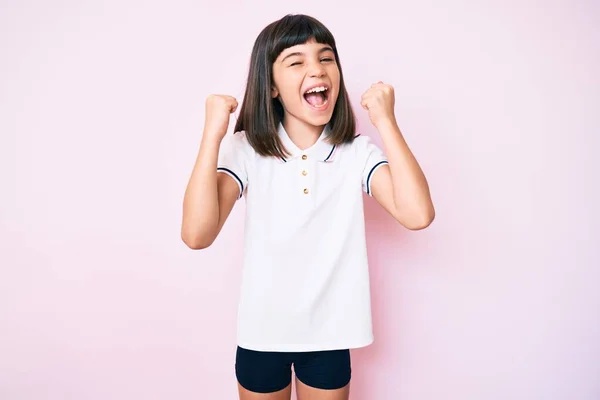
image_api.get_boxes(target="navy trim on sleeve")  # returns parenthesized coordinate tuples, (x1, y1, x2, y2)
(217, 167, 244, 198)
(366, 161, 389, 196)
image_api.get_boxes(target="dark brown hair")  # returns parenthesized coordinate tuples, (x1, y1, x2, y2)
(234, 14, 357, 159)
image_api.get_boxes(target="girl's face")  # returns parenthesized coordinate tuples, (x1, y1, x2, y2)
(271, 38, 340, 127)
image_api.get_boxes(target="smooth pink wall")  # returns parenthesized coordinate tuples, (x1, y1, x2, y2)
(1, 1, 598, 399)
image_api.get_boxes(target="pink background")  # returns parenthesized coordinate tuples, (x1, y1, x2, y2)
(1, 1, 599, 399)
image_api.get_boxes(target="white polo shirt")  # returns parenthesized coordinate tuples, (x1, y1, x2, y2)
(217, 122, 388, 352)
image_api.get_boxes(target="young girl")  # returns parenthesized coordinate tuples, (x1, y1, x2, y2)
(182, 14, 434, 400)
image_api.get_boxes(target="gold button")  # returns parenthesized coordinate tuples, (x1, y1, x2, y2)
(303, 188, 309, 194)
(302, 154, 307, 160)
(302, 170, 307, 176)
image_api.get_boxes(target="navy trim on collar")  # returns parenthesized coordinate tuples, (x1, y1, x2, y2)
(277, 122, 337, 163)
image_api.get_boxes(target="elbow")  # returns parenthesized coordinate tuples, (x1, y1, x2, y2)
(405, 215, 434, 230)
(397, 206, 435, 231)
(181, 230, 215, 250)
(184, 239, 213, 250)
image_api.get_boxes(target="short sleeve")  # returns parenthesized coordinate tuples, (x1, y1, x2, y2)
(359, 136, 389, 197)
(217, 131, 249, 199)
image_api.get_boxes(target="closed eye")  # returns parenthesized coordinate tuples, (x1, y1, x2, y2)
(290, 58, 334, 67)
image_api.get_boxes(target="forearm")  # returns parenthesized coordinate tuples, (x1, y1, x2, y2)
(377, 119, 435, 225)
(181, 132, 222, 247)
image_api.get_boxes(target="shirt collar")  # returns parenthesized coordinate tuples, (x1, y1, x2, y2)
(277, 122, 337, 163)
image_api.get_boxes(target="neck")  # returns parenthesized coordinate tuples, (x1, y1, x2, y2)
(282, 115, 325, 151)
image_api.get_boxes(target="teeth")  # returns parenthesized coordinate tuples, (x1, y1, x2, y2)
(305, 86, 328, 94)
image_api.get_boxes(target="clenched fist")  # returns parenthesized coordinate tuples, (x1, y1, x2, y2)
(360, 81, 396, 129)
(204, 94, 239, 140)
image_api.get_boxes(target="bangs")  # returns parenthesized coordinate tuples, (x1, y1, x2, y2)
(269, 16, 337, 63)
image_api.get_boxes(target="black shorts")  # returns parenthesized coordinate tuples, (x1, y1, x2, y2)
(235, 345, 351, 393)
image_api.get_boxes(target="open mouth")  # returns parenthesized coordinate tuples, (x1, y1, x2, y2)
(303, 85, 330, 110)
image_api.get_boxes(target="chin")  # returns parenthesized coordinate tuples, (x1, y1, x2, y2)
(302, 102, 336, 126)
(300, 112, 332, 127)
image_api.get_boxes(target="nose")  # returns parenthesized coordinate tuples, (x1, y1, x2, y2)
(308, 58, 326, 78)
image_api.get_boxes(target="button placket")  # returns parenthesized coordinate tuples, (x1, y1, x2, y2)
(301, 153, 309, 194)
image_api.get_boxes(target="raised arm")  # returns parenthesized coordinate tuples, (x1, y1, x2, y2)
(181, 95, 241, 249)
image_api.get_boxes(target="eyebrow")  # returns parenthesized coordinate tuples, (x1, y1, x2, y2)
(280, 46, 334, 63)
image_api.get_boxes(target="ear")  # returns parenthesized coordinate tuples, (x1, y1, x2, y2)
(271, 86, 279, 98)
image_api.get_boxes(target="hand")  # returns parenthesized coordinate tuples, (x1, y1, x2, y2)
(204, 94, 239, 140)
(360, 81, 396, 128)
